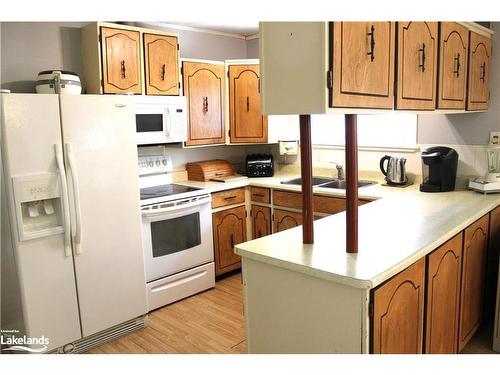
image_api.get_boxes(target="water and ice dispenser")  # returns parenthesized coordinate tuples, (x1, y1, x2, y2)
(12, 173, 64, 240)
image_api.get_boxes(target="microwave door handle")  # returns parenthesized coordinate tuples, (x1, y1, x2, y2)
(165, 108, 171, 137)
(141, 197, 211, 217)
(54, 144, 72, 257)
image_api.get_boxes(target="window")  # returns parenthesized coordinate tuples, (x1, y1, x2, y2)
(311, 113, 417, 149)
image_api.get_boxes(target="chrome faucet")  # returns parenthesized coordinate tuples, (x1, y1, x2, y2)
(330, 162, 344, 180)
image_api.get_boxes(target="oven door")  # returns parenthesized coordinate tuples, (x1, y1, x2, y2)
(135, 104, 168, 145)
(141, 196, 213, 282)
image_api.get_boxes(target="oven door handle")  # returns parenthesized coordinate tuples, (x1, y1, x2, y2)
(141, 197, 211, 217)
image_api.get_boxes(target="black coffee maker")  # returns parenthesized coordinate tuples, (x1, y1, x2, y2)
(420, 146, 459, 192)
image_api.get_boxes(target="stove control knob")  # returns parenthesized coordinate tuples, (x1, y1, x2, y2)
(162, 159, 168, 165)
(156, 160, 161, 166)
(148, 161, 154, 167)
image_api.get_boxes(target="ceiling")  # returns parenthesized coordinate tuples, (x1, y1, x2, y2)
(163, 21, 259, 36)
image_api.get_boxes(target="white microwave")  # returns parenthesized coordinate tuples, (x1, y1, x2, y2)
(134, 96, 187, 145)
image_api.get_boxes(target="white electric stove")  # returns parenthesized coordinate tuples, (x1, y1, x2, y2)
(138, 155, 215, 311)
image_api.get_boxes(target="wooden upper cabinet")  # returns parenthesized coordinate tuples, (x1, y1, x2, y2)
(332, 22, 395, 109)
(212, 205, 246, 276)
(273, 209, 302, 233)
(372, 258, 425, 354)
(229, 64, 268, 143)
(182, 61, 225, 146)
(396, 22, 438, 110)
(100, 27, 141, 94)
(467, 32, 492, 110)
(425, 233, 463, 354)
(437, 23, 469, 109)
(143, 34, 179, 95)
(251, 205, 271, 239)
(459, 214, 489, 351)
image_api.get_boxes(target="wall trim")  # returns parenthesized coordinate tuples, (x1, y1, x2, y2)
(245, 33, 259, 41)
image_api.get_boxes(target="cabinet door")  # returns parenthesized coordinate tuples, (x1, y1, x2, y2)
(459, 214, 489, 351)
(100, 27, 141, 94)
(396, 22, 438, 110)
(182, 61, 225, 146)
(212, 205, 247, 276)
(332, 22, 395, 109)
(372, 258, 425, 354)
(144, 34, 179, 95)
(425, 233, 463, 354)
(229, 65, 268, 143)
(437, 23, 469, 109)
(467, 32, 492, 110)
(487, 206, 500, 319)
(273, 209, 303, 233)
(251, 205, 271, 239)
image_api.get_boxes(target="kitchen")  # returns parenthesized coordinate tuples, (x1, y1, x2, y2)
(1, 3, 500, 371)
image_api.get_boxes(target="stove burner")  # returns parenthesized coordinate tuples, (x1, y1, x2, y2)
(140, 184, 202, 200)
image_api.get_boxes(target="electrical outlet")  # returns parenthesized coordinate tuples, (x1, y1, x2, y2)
(489, 132, 500, 145)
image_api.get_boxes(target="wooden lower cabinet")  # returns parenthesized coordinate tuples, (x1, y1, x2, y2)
(273, 209, 302, 233)
(372, 258, 425, 354)
(487, 206, 500, 318)
(212, 205, 247, 276)
(251, 205, 271, 239)
(425, 233, 463, 354)
(459, 214, 490, 351)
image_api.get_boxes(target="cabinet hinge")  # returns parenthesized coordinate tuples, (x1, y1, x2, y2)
(245, 210, 248, 218)
(178, 82, 181, 89)
(258, 78, 261, 93)
(368, 300, 374, 318)
(228, 129, 231, 137)
(227, 70, 229, 78)
(177, 44, 180, 51)
(271, 214, 275, 222)
(326, 70, 333, 90)
(98, 34, 102, 43)
(180, 66, 183, 76)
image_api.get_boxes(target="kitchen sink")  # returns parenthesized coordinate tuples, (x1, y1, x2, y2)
(280, 176, 376, 189)
(280, 176, 335, 186)
(319, 179, 377, 189)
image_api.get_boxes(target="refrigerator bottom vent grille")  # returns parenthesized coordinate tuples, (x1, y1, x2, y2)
(54, 315, 147, 354)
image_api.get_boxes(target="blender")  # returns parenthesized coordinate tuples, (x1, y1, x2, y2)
(469, 146, 500, 193)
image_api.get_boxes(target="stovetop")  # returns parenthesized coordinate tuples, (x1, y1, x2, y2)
(140, 184, 203, 201)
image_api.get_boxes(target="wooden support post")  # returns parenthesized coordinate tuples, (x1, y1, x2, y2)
(299, 114, 314, 244)
(345, 114, 358, 253)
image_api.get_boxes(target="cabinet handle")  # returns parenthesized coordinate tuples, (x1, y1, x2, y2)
(161, 64, 166, 81)
(453, 53, 461, 77)
(224, 195, 237, 200)
(253, 193, 265, 198)
(418, 43, 426, 72)
(230, 234, 234, 248)
(202, 96, 209, 112)
(480, 62, 486, 82)
(367, 25, 375, 62)
(121, 60, 126, 79)
(246, 96, 250, 112)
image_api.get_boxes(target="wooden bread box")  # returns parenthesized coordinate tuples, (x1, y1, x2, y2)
(186, 159, 235, 181)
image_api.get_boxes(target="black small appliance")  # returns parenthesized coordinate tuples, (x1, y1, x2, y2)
(246, 154, 274, 177)
(420, 146, 459, 192)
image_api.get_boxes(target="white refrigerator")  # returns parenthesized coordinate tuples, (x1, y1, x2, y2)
(1, 94, 147, 353)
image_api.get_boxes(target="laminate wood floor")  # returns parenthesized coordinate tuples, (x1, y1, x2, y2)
(88, 272, 246, 354)
(88, 271, 497, 354)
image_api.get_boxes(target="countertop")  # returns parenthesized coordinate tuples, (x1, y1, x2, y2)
(178, 174, 500, 289)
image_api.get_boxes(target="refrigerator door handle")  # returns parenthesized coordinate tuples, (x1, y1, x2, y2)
(54, 144, 72, 257)
(65, 142, 83, 255)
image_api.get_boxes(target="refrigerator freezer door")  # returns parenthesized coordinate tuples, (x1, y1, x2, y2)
(59, 95, 147, 337)
(1, 94, 81, 351)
